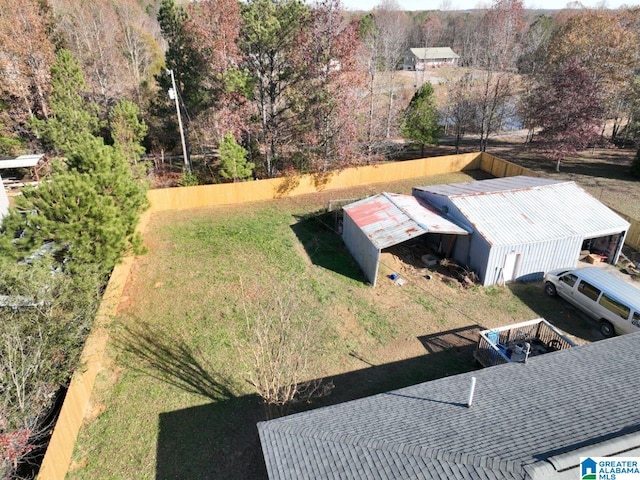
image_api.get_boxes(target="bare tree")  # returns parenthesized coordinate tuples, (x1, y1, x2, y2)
(468, 0, 525, 151)
(444, 73, 475, 153)
(374, 0, 410, 139)
(0, 0, 55, 131)
(239, 281, 332, 419)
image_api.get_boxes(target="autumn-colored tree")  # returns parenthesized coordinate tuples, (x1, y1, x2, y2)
(54, 0, 128, 108)
(112, 0, 163, 98)
(182, 0, 245, 146)
(467, 0, 525, 151)
(298, 0, 367, 171)
(374, 1, 410, 139)
(444, 73, 476, 154)
(0, 0, 55, 139)
(356, 12, 380, 161)
(545, 10, 638, 141)
(153, 0, 243, 158)
(356, 6, 410, 162)
(523, 59, 604, 172)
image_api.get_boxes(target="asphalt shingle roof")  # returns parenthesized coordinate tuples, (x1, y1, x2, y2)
(258, 332, 640, 479)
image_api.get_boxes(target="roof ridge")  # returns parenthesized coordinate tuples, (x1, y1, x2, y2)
(266, 422, 525, 476)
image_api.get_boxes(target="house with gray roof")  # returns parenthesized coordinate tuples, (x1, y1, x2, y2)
(258, 332, 640, 479)
(403, 47, 459, 70)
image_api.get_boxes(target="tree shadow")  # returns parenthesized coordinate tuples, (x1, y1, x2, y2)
(274, 172, 301, 198)
(507, 282, 604, 343)
(154, 326, 484, 479)
(156, 394, 268, 480)
(290, 210, 365, 283)
(114, 321, 236, 401)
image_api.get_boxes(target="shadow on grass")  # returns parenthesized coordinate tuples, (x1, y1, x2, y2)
(114, 322, 236, 401)
(154, 326, 483, 479)
(157, 394, 269, 480)
(290, 211, 365, 283)
(507, 282, 604, 343)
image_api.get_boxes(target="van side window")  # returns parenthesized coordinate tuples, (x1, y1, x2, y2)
(560, 274, 578, 287)
(599, 294, 630, 320)
(632, 312, 640, 328)
(577, 280, 601, 301)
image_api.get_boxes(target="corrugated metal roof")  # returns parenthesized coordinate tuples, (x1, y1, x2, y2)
(414, 175, 562, 197)
(415, 176, 629, 246)
(343, 192, 468, 250)
(410, 47, 460, 60)
(0, 154, 44, 169)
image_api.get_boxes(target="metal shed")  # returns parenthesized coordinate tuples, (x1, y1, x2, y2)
(412, 176, 630, 286)
(342, 192, 469, 286)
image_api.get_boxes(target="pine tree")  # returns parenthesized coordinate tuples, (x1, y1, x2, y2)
(31, 49, 99, 155)
(109, 99, 148, 177)
(218, 133, 253, 182)
(401, 82, 442, 157)
(4, 136, 147, 274)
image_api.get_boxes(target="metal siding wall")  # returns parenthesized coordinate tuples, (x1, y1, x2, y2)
(483, 237, 583, 286)
(469, 238, 492, 285)
(342, 213, 381, 286)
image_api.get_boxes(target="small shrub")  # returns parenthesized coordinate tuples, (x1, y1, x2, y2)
(179, 170, 200, 186)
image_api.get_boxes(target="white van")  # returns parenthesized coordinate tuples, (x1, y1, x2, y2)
(543, 267, 640, 337)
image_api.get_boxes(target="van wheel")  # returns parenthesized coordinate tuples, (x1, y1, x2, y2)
(599, 321, 615, 338)
(544, 282, 557, 296)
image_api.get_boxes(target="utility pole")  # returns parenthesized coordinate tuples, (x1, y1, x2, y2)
(167, 68, 191, 172)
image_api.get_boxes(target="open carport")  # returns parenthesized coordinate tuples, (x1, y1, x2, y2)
(342, 192, 469, 286)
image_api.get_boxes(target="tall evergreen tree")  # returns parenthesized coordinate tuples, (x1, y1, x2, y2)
(240, 0, 310, 177)
(401, 82, 442, 157)
(109, 98, 148, 174)
(32, 49, 99, 155)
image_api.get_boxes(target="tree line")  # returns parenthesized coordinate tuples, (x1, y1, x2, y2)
(1, 0, 640, 181)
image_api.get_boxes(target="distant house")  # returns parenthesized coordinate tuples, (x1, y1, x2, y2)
(403, 47, 460, 70)
(258, 331, 640, 479)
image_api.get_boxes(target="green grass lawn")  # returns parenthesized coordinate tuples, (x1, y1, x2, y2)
(69, 171, 603, 479)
